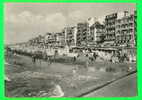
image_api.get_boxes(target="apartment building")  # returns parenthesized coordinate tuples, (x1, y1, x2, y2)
(105, 13, 117, 45)
(76, 22, 89, 46)
(62, 26, 77, 47)
(89, 21, 105, 45)
(56, 32, 65, 46)
(115, 11, 137, 47)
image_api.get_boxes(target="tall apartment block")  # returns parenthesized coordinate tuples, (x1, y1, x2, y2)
(105, 13, 117, 45)
(89, 21, 105, 45)
(76, 22, 89, 46)
(115, 11, 137, 47)
(63, 26, 77, 47)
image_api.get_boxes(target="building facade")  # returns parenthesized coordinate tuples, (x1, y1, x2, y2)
(115, 11, 137, 47)
(89, 22, 105, 45)
(105, 13, 117, 45)
(26, 10, 136, 51)
(55, 32, 65, 46)
(76, 22, 89, 46)
(63, 26, 77, 47)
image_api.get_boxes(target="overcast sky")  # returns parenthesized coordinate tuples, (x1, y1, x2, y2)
(4, 3, 136, 44)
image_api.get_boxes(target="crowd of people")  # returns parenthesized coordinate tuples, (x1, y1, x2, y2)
(5, 45, 135, 68)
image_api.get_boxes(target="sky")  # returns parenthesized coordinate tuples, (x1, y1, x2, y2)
(4, 3, 136, 44)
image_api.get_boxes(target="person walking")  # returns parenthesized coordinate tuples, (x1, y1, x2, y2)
(85, 54, 89, 69)
(32, 54, 36, 64)
(73, 56, 76, 63)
